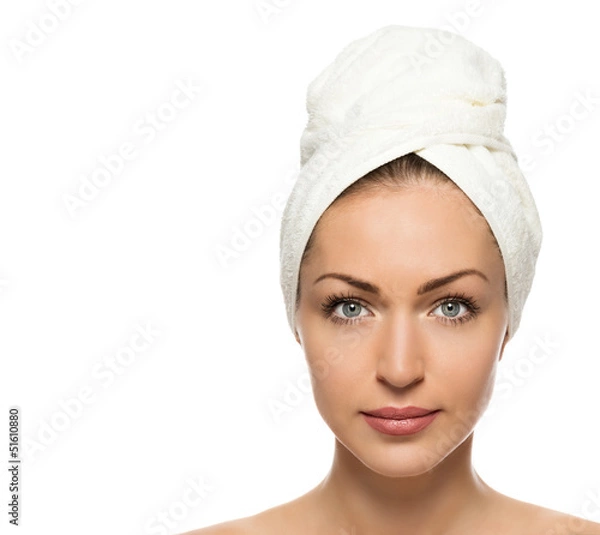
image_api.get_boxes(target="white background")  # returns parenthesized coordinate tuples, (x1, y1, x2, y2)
(1, 1, 599, 534)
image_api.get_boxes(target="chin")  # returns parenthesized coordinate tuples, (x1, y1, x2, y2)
(350, 441, 452, 478)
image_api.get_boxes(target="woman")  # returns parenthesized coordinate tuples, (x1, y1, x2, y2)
(185, 25, 600, 534)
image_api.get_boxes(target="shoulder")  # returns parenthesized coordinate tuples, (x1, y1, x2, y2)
(513, 502, 600, 534)
(535, 512, 600, 535)
(177, 493, 312, 535)
(176, 501, 293, 535)
(178, 487, 318, 535)
(486, 490, 600, 534)
(177, 516, 261, 535)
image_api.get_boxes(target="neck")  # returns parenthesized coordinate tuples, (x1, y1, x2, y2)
(312, 432, 493, 534)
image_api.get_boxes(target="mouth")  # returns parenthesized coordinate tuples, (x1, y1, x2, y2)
(361, 406, 438, 419)
(360, 406, 441, 436)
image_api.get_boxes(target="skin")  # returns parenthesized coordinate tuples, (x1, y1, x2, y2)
(183, 183, 600, 535)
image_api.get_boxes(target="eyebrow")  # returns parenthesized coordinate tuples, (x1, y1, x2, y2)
(313, 269, 489, 296)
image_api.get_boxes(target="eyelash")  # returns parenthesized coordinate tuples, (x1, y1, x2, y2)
(320, 291, 481, 327)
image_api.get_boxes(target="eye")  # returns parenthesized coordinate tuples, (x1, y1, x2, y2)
(430, 294, 480, 326)
(335, 301, 367, 320)
(435, 301, 464, 318)
(320, 292, 371, 325)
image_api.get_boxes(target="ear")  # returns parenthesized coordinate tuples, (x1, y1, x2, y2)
(498, 328, 509, 361)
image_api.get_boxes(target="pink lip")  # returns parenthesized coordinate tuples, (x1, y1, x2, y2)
(363, 406, 437, 419)
(361, 406, 440, 436)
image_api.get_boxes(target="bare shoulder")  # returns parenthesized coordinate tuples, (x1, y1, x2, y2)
(535, 511, 600, 535)
(491, 492, 600, 534)
(177, 491, 314, 535)
(177, 515, 261, 535)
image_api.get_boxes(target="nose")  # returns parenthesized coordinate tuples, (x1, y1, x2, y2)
(375, 311, 426, 389)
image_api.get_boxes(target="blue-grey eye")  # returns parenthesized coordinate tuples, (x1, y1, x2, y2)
(437, 300, 463, 318)
(340, 301, 362, 318)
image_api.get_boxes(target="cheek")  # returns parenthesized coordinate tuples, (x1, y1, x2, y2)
(305, 345, 362, 400)
(303, 330, 368, 412)
(432, 333, 501, 412)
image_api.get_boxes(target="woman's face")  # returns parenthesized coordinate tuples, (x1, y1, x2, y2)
(294, 182, 509, 477)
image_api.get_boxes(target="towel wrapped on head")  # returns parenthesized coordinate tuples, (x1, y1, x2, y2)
(279, 24, 542, 341)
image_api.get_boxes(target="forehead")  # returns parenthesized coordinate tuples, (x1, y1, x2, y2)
(308, 185, 501, 279)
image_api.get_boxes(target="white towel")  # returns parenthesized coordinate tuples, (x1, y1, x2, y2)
(279, 24, 542, 341)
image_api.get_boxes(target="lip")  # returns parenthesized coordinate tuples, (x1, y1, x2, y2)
(361, 406, 440, 436)
(362, 406, 437, 419)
